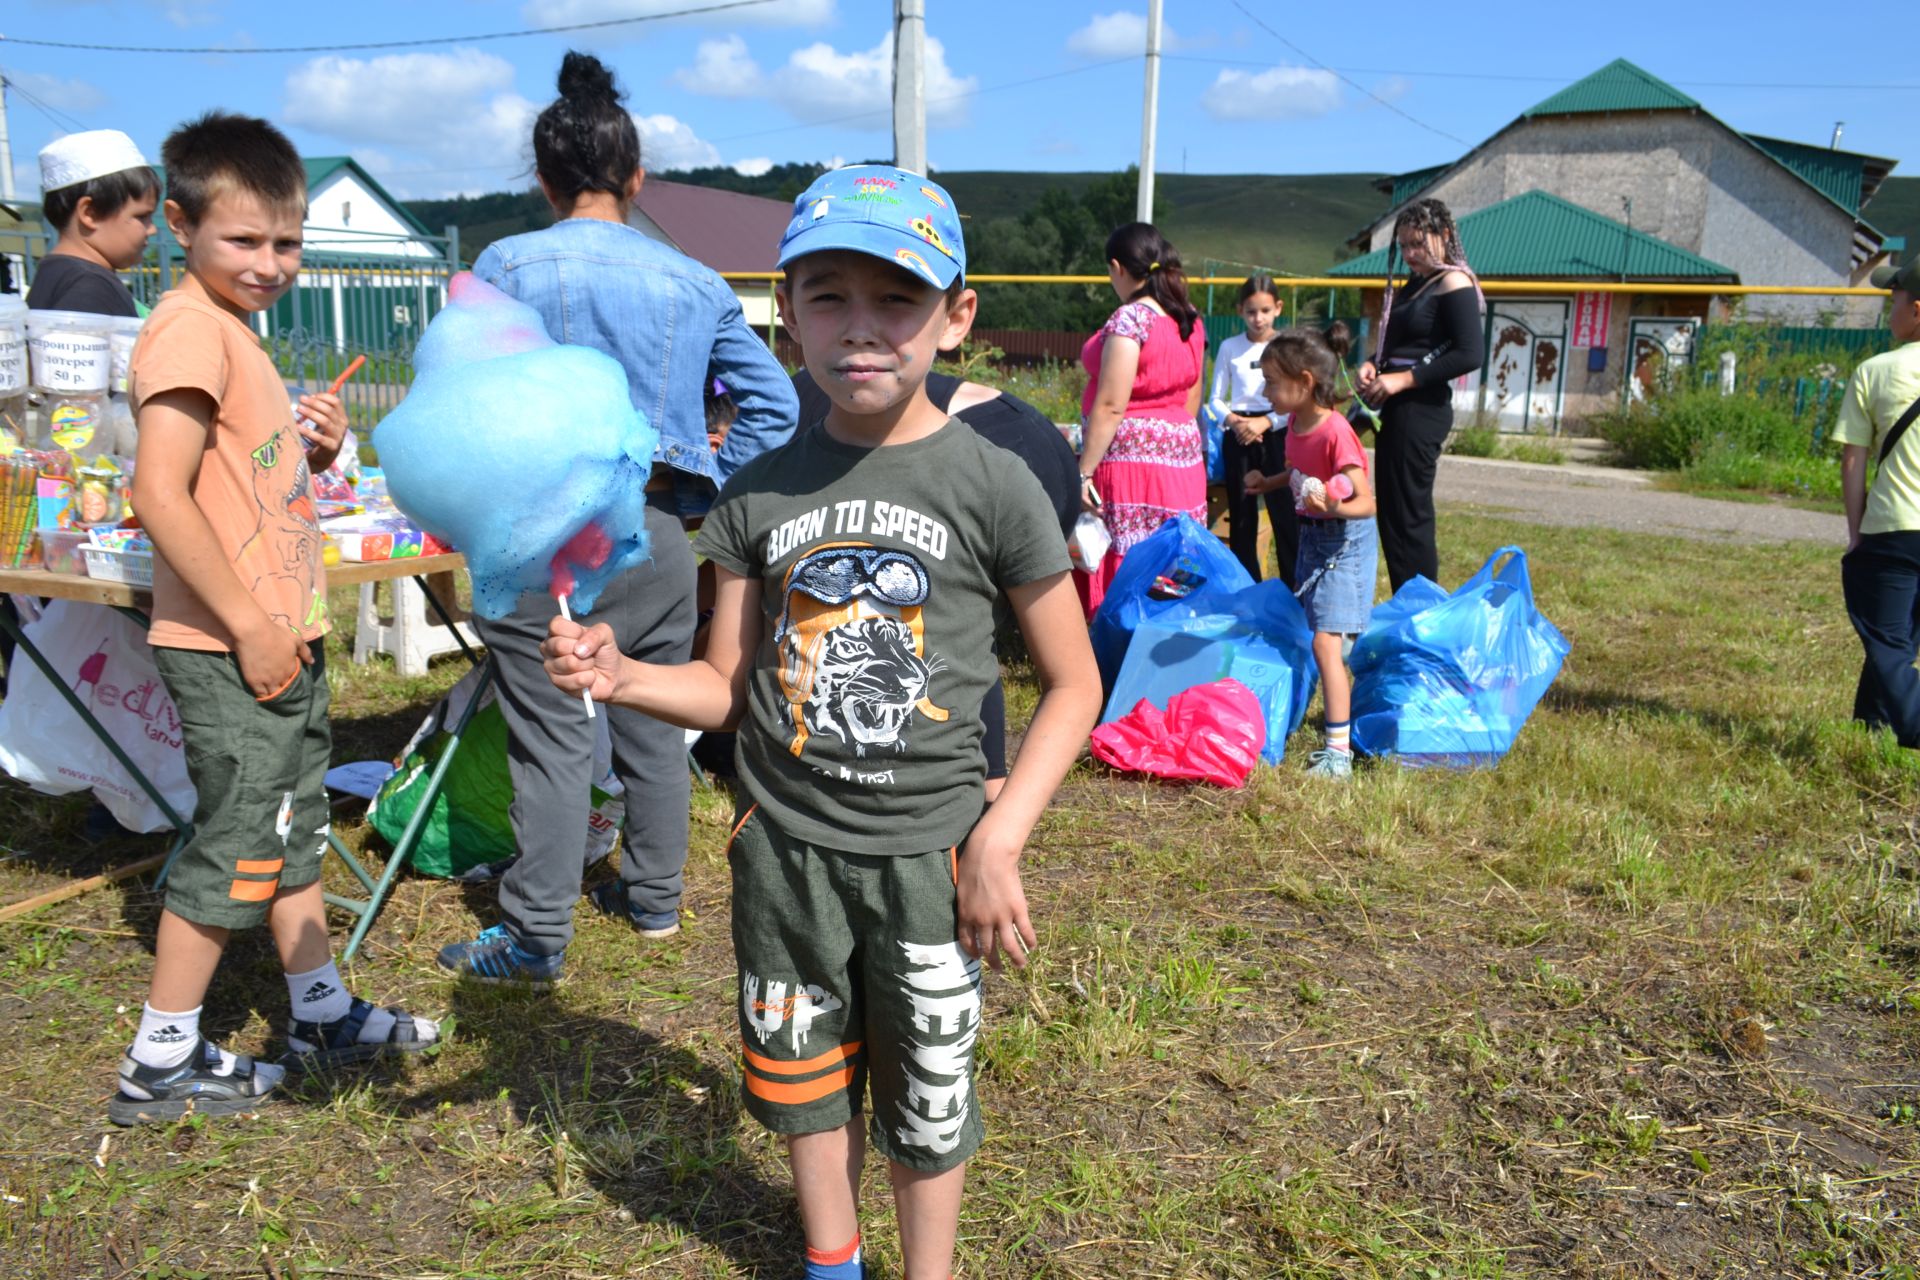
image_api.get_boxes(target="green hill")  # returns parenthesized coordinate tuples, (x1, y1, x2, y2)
(407, 170, 1391, 274)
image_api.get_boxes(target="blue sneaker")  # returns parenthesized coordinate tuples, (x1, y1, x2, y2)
(436, 924, 564, 988)
(587, 881, 682, 939)
(1305, 748, 1354, 780)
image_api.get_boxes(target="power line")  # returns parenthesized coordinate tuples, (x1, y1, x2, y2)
(1166, 55, 1920, 92)
(2, 74, 89, 134)
(1228, 0, 1473, 147)
(0, 0, 779, 55)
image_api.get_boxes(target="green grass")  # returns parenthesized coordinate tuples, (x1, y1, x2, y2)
(3, 511, 1920, 1277)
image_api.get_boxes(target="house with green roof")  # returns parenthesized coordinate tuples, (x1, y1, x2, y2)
(1336, 58, 1900, 429)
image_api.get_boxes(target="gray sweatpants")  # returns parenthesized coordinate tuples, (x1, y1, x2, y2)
(475, 496, 697, 955)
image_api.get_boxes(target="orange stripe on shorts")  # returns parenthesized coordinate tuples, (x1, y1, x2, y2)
(723, 803, 759, 856)
(744, 1060, 857, 1106)
(741, 1038, 863, 1078)
(228, 877, 278, 902)
(235, 858, 284, 875)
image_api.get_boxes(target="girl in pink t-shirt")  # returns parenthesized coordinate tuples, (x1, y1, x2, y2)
(1245, 325, 1378, 779)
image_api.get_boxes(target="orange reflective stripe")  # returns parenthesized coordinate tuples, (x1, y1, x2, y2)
(723, 804, 759, 856)
(228, 878, 277, 902)
(741, 1038, 862, 1078)
(949, 846, 958, 885)
(235, 859, 284, 875)
(744, 1061, 857, 1105)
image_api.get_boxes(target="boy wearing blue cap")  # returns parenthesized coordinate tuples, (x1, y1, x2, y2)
(543, 166, 1101, 1279)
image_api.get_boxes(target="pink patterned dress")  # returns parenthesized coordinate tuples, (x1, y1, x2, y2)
(1078, 300, 1208, 615)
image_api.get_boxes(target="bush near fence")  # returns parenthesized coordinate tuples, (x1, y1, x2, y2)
(1593, 321, 1899, 500)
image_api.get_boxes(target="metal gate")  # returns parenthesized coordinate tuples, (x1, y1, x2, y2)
(1625, 317, 1699, 403)
(1465, 298, 1568, 433)
(12, 224, 459, 431)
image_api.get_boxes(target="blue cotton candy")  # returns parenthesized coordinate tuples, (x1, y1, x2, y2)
(372, 272, 659, 619)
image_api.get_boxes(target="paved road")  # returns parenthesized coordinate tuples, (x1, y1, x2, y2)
(1434, 454, 1845, 546)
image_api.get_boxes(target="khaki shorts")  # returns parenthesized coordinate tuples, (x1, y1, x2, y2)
(151, 641, 331, 929)
(728, 804, 984, 1173)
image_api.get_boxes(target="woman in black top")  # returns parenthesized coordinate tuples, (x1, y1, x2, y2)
(1356, 198, 1485, 591)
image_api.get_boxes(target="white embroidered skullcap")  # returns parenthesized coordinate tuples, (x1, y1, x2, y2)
(39, 130, 151, 194)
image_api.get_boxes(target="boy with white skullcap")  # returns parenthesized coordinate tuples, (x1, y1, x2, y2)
(28, 129, 159, 316)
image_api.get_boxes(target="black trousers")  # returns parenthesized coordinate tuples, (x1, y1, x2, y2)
(1222, 430, 1299, 588)
(1374, 394, 1453, 591)
(1842, 531, 1920, 747)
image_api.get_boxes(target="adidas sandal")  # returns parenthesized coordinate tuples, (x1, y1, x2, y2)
(284, 997, 440, 1072)
(108, 1036, 284, 1127)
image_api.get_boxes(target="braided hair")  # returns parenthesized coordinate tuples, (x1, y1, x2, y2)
(533, 51, 642, 203)
(1376, 197, 1482, 363)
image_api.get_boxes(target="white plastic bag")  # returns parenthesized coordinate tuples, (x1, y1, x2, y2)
(0, 600, 195, 832)
(1068, 512, 1113, 573)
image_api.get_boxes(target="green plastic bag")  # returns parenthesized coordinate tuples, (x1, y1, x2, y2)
(367, 666, 624, 878)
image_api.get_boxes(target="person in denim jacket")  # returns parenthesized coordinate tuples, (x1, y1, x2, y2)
(438, 52, 797, 985)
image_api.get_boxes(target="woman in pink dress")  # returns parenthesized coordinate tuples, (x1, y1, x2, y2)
(1076, 222, 1208, 615)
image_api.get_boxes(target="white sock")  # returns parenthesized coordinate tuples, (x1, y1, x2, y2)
(129, 1003, 202, 1070)
(286, 961, 352, 1025)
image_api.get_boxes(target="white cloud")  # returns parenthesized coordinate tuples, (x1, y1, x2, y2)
(1200, 66, 1342, 121)
(520, 0, 833, 32)
(284, 49, 538, 196)
(635, 113, 721, 171)
(676, 31, 976, 130)
(7, 72, 108, 118)
(1066, 11, 1180, 58)
(673, 35, 762, 99)
(732, 156, 774, 177)
(282, 47, 747, 193)
(286, 49, 528, 147)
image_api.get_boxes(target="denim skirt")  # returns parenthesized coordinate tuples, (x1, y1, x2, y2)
(1295, 515, 1379, 636)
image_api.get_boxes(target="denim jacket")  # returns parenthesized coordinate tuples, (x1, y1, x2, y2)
(471, 218, 796, 488)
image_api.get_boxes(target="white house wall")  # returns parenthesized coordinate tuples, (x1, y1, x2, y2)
(303, 170, 438, 259)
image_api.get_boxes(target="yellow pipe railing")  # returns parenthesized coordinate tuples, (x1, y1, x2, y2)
(719, 271, 1891, 298)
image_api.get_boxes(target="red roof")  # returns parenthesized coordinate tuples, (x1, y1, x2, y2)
(632, 178, 791, 273)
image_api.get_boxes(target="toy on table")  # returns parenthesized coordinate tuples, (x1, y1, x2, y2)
(371, 272, 659, 621)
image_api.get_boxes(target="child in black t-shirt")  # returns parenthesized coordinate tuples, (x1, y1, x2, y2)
(27, 130, 160, 317)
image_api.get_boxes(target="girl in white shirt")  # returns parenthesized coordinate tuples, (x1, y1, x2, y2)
(1209, 275, 1298, 586)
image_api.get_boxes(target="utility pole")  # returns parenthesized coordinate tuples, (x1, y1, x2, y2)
(0, 73, 16, 202)
(1136, 0, 1162, 223)
(892, 0, 927, 175)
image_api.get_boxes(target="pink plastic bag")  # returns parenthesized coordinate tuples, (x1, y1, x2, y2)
(1089, 677, 1266, 789)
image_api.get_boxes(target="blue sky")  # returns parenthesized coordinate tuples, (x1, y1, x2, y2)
(2, 0, 1912, 204)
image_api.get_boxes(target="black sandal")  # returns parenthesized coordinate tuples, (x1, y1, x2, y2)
(284, 997, 440, 1071)
(108, 1037, 283, 1126)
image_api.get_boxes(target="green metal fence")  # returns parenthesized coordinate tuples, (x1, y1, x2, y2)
(15, 223, 459, 430)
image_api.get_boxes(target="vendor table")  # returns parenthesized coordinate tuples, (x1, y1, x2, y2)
(0, 554, 491, 962)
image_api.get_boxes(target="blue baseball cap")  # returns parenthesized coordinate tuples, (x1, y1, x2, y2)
(777, 164, 965, 290)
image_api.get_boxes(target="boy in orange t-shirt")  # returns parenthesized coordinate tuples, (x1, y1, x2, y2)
(112, 112, 438, 1126)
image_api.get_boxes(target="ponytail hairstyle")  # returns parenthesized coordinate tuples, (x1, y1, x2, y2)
(1376, 196, 1482, 362)
(1260, 326, 1345, 409)
(1235, 272, 1279, 308)
(1105, 221, 1200, 342)
(533, 51, 642, 203)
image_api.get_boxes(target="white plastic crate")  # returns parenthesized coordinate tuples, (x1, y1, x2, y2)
(81, 545, 154, 587)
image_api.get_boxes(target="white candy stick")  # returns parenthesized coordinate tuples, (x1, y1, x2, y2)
(556, 594, 596, 720)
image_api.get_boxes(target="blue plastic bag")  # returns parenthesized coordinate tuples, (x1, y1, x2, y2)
(1199, 401, 1227, 486)
(1090, 513, 1254, 688)
(1101, 580, 1317, 763)
(1350, 546, 1570, 768)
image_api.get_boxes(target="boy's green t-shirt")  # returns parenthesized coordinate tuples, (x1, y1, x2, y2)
(697, 417, 1070, 855)
(1834, 340, 1920, 535)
